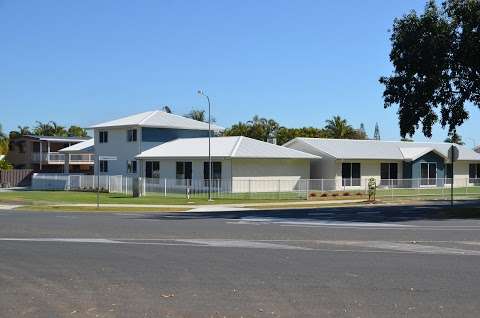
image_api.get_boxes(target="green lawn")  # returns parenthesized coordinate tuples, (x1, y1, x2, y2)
(0, 190, 305, 206)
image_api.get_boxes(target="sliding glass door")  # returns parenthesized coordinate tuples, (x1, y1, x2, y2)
(421, 162, 436, 186)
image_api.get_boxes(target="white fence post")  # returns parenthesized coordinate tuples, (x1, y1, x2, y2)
(164, 178, 167, 197)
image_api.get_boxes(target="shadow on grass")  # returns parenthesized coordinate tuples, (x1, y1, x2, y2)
(133, 200, 480, 223)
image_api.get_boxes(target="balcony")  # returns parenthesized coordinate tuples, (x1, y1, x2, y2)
(32, 152, 95, 165)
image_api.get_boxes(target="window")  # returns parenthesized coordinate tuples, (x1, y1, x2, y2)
(176, 162, 192, 181)
(127, 160, 137, 173)
(380, 163, 398, 182)
(127, 129, 137, 142)
(145, 161, 160, 178)
(470, 164, 480, 183)
(204, 161, 222, 184)
(342, 163, 360, 186)
(99, 160, 108, 173)
(421, 162, 437, 186)
(445, 163, 453, 183)
(99, 131, 108, 143)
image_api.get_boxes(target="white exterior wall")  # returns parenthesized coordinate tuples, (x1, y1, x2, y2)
(138, 158, 232, 180)
(453, 161, 475, 187)
(94, 127, 142, 176)
(333, 159, 404, 189)
(231, 159, 310, 192)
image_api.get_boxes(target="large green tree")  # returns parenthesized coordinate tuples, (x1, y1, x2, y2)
(380, 0, 480, 138)
(444, 130, 465, 144)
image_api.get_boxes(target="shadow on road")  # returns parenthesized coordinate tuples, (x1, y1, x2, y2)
(133, 200, 480, 224)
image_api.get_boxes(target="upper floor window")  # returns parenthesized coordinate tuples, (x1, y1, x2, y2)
(127, 129, 137, 142)
(99, 131, 108, 143)
(127, 160, 137, 174)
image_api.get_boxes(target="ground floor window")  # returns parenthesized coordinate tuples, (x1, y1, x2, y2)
(470, 164, 480, 183)
(204, 162, 222, 186)
(145, 161, 160, 178)
(99, 160, 108, 173)
(176, 162, 192, 185)
(127, 160, 137, 174)
(380, 163, 398, 185)
(421, 162, 437, 186)
(342, 163, 360, 186)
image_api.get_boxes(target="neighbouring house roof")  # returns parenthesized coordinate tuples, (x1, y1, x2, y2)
(89, 110, 224, 131)
(283, 138, 480, 161)
(18, 135, 91, 143)
(136, 136, 320, 160)
(59, 139, 95, 154)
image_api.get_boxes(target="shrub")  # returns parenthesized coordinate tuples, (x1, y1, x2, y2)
(331, 193, 338, 197)
(343, 192, 351, 196)
(320, 193, 328, 197)
(356, 192, 364, 196)
(309, 192, 317, 197)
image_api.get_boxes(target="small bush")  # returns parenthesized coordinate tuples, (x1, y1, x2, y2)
(309, 192, 317, 197)
(320, 193, 328, 197)
(356, 192, 364, 196)
(331, 193, 338, 197)
(343, 192, 351, 196)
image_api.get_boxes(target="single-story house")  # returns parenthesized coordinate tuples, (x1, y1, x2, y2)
(283, 138, 480, 189)
(135, 136, 319, 193)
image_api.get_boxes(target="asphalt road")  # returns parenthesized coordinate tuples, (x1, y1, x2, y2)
(1, 202, 480, 317)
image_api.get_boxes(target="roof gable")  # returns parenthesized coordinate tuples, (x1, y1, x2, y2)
(135, 136, 319, 159)
(285, 138, 480, 161)
(89, 110, 224, 131)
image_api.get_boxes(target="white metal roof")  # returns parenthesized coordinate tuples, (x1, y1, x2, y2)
(283, 138, 480, 161)
(89, 110, 224, 131)
(59, 139, 95, 153)
(136, 136, 320, 160)
(22, 135, 90, 143)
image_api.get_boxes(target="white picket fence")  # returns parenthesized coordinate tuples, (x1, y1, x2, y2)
(31, 173, 133, 195)
(30, 174, 480, 200)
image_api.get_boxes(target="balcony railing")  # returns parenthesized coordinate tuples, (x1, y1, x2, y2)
(32, 152, 94, 164)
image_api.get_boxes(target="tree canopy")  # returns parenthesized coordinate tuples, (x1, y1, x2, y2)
(380, 0, 480, 138)
(9, 122, 88, 138)
(223, 115, 366, 145)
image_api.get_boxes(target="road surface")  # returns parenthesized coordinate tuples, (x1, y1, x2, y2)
(1, 203, 480, 317)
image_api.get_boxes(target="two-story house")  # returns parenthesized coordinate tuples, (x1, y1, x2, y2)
(89, 110, 224, 176)
(6, 135, 94, 173)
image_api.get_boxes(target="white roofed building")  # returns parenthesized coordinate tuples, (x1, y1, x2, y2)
(284, 138, 480, 189)
(135, 136, 319, 193)
(89, 110, 224, 176)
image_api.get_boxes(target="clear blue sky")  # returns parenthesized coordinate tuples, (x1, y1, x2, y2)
(1, 0, 479, 146)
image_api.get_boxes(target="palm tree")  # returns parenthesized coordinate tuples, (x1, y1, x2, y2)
(33, 121, 54, 136)
(324, 116, 354, 139)
(49, 121, 67, 136)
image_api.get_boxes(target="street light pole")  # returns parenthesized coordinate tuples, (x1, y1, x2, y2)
(197, 90, 213, 201)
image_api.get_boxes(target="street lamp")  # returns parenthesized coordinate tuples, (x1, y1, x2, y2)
(197, 90, 213, 201)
